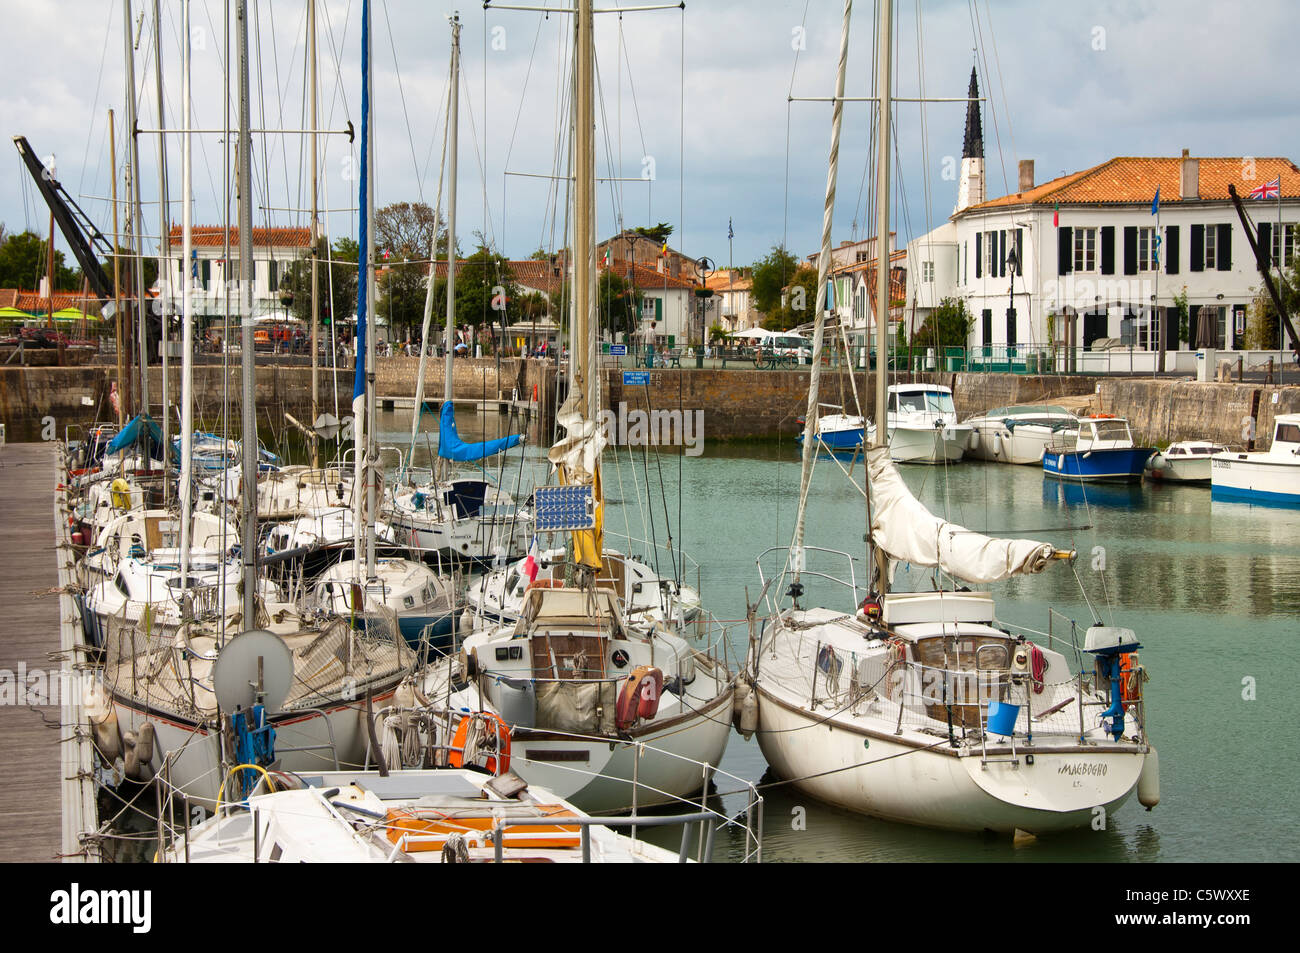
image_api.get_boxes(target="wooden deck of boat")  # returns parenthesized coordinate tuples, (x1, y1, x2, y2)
(0, 441, 64, 861)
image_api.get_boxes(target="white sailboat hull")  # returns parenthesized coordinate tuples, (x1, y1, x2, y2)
(755, 685, 1142, 833)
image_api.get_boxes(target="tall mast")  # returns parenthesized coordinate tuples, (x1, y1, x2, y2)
(791, 0, 851, 573)
(363, 0, 378, 578)
(153, 0, 172, 494)
(236, 0, 258, 623)
(123, 0, 149, 420)
(309, 0, 320, 467)
(179, 0, 194, 587)
(444, 15, 460, 406)
(873, 0, 892, 443)
(574, 0, 594, 416)
(109, 109, 127, 424)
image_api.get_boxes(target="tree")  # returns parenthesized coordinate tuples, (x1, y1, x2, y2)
(0, 229, 82, 291)
(761, 263, 818, 331)
(373, 201, 449, 262)
(428, 241, 519, 335)
(282, 236, 358, 331)
(597, 270, 643, 336)
(909, 297, 973, 351)
(632, 222, 674, 247)
(1171, 286, 1191, 348)
(751, 244, 799, 317)
(1244, 259, 1300, 351)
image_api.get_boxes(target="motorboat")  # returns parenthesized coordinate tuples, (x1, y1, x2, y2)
(1210, 413, 1300, 506)
(964, 404, 1079, 465)
(865, 383, 971, 463)
(1145, 440, 1227, 483)
(1043, 415, 1155, 483)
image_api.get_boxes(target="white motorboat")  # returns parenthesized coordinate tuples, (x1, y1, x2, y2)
(1211, 413, 1300, 506)
(865, 383, 971, 463)
(1145, 440, 1227, 483)
(387, 475, 530, 565)
(964, 404, 1079, 465)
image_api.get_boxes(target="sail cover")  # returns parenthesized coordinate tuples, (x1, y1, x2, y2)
(866, 446, 1056, 582)
(546, 395, 605, 570)
(106, 413, 165, 461)
(437, 401, 522, 462)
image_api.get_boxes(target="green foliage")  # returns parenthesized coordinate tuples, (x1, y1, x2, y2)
(632, 222, 674, 247)
(708, 322, 726, 344)
(1244, 260, 1300, 350)
(909, 297, 973, 351)
(761, 263, 818, 331)
(751, 244, 798, 316)
(1171, 286, 1190, 347)
(549, 271, 644, 335)
(428, 242, 520, 334)
(283, 237, 358, 328)
(0, 229, 83, 291)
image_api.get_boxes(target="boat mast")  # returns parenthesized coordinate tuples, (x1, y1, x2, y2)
(872, 0, 892, 445)
(363, 0, 378, 579)
(406, 19, 453, 474)
(153, 0, 172, 498)
(309, 0, 320, 467)
(574, 0, 594, 418)
(791, 0, 851, 578)
(871, 0, 893, 594)
(444, 15, 460, 410)
(179, 0, 194, 588)
(122, 0, 149, 421)
(109, 108, 128, 424)
(236, 0, 258, 622)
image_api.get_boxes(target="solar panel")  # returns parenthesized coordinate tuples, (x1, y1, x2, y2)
(533, 484, 596, 532)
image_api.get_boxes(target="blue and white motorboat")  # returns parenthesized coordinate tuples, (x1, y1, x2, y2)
(796, 410, 864, 452)
(1042, 415, 1154, 483)
(1211, 414, 1300, 507)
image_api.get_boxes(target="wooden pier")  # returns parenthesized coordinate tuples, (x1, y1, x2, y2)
(0, 442, 64, 860)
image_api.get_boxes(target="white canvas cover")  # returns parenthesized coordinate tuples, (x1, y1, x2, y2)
(547, 395, 607, 480)
(866, 447, 1056, 582)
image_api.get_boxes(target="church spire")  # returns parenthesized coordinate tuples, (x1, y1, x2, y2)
(962, 66, 983, 160)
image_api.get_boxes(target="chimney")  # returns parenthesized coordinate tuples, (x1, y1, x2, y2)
(1018, 159, 1035, 193)
(1180, 148, 1199, 200)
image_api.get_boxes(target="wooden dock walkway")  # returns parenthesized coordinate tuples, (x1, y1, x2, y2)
(0, 441, 65, 861)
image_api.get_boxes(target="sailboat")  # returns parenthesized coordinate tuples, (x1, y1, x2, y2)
(418, 0, 733, 812)
(95, 0, 414, 808)
(383, 20, 530, 569)
(744, 0, 1158, 834)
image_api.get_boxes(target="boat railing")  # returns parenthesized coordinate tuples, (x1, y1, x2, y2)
(153, 733, 763, 863)
(785, 635, 1142, 747)
(755, 545, 864, 617)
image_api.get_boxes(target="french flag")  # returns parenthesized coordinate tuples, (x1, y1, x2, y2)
(523, 536, 540, 584)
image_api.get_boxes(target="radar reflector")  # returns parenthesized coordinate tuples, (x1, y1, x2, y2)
(212, 629, 294, 713)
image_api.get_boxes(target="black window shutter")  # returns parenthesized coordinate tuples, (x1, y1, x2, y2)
(1058, 227, 1072, 274)
(999, 230, 1007, 278)
(976, 232, 982, 278)
(1190, 224, 1205, 272)
(1123, 226, 1138, 275)
(1006, 308, 1017, 346)
(982, 308, 992, 345)
(1015, 228, 1024, 275)
(1217, 224, 1232, 271)
(1165, 226, 1180, 275)
(1100, 226, 1116, 275)
(1258, 222, 1273, 268)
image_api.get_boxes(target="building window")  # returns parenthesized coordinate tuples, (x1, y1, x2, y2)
(1138, 227, 1158, 272)
(1204, 227, 1217, 269)
(1272, 224, 1299, 267)
(984, 231, 998, 276)
(1073, 227, 1097, 272)
(922, 261, 935, 283)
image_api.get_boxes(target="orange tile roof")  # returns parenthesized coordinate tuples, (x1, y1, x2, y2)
(965, 156, 1300, 212)
(1, 288, 101, 313)
(168, 225, 313, 248)
(704, 270, 752, 292)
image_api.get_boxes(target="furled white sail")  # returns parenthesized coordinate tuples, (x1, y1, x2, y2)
(547, 395, 607, 480)
(867, 447, 1056, 582)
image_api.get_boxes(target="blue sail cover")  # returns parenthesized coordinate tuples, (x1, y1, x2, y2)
(437, 401, 522, 462)
(106, 413, 166, 460)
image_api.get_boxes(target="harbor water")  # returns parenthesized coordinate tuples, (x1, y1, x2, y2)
(385, 407, 1300, 863)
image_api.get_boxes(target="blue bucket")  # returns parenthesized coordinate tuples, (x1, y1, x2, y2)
(986, 700, 1020, 736)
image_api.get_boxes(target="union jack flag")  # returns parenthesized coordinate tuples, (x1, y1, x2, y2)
(1249, 177, 1281, 200)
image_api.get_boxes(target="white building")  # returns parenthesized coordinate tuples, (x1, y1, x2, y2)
(164, 225, 314, 320)
(906, 68, 1300, 369)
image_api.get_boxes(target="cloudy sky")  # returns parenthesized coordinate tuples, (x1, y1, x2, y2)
(3, 0, 1298, 278)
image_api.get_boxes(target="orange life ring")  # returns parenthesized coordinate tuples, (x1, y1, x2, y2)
(1093, 413, 1116, 419)
(1119, 652, 1141, 704)
(615, 665, 663, 731)
(448, 711, 511, 775)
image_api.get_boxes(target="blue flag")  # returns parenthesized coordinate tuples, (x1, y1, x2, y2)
(1151, 187, 1160, 216)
